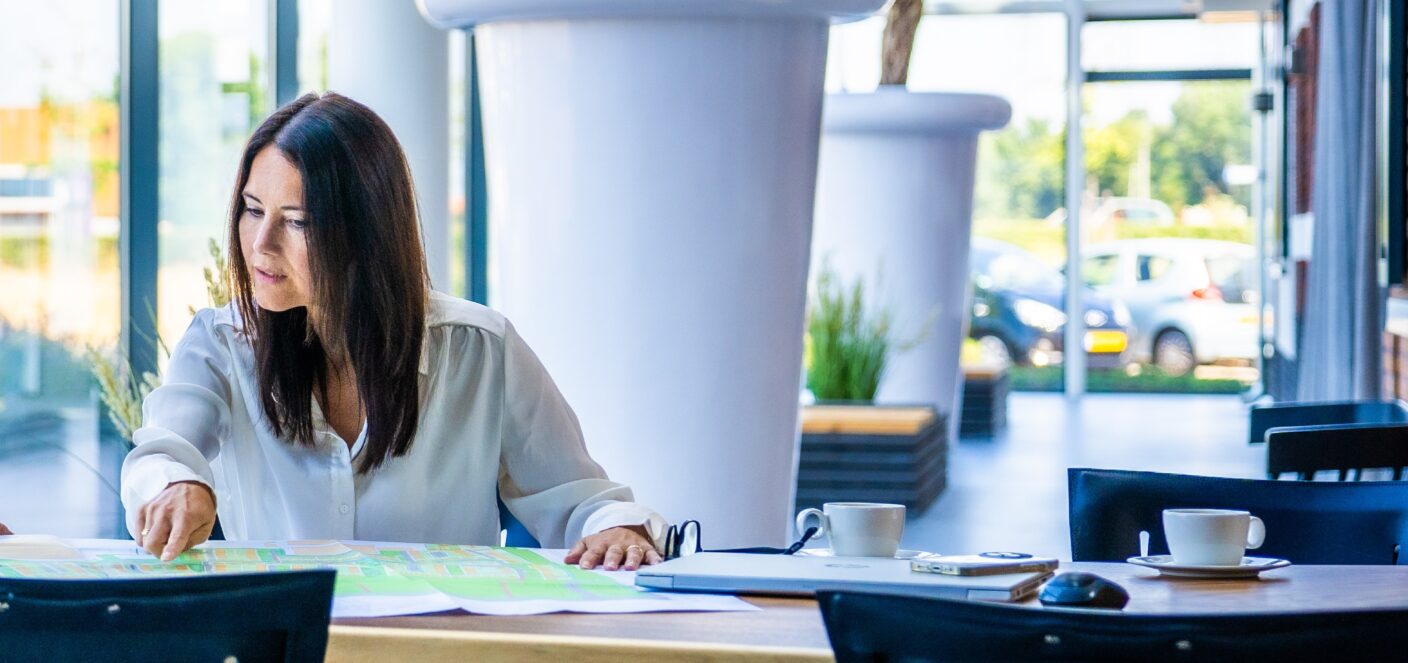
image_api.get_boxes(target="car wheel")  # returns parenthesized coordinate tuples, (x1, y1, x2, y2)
(977, 335, 1013, 367)
(1153, 330, 1196, 377)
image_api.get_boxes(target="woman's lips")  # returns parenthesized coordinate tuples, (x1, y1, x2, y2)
(254, 267, 286, 285)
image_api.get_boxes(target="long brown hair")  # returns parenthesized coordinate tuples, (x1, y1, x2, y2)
(227, 92, 428, 473)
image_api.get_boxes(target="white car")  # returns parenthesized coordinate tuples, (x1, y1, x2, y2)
(1081, 239, 1258, 376)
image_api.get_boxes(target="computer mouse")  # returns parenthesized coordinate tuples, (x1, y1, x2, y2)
(1038, 571, 1129, 609)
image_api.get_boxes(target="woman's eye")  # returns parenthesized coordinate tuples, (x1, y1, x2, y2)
(287, 218, 308, 230)
(247, 208, 265, 219)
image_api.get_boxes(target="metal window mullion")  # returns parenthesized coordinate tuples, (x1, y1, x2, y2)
(1064, 0, 1086, 398)
(1085, 68, 1253, 82)
(270, 0, 299, 107)
(120, 0, 159, 380)
(466, 29, 488, 306)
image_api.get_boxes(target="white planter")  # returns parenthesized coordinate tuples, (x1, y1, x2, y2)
(419, 0, 882, 547)
(812, 89, 1011, 443)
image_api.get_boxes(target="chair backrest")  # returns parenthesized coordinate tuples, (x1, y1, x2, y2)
(818, 590, 1408, 663)
(1248, 400, 1408, 444)
(498, 496, 540, 548)
(0, 570, 334, 663)
(1068, 468, 1408, 563)
(1267, 423, 1408, 480)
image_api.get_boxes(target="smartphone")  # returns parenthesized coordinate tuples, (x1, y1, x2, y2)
(911, 553, 1059, 576)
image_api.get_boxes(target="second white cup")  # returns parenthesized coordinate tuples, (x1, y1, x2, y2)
(1163, 508, 1266, 566)
(795, 502, 905, 558)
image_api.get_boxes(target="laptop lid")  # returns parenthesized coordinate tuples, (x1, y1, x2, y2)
(635, 553, 1052, 602)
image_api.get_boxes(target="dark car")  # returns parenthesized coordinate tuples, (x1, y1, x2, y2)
(969, 238, 1131, 369)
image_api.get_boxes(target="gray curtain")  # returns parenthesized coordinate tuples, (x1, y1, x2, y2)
(1298, 0, 1383, 402)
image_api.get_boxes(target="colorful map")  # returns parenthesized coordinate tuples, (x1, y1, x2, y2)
(0, 538, 753, 617)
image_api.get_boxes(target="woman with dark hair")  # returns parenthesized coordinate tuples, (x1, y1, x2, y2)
(121, 92, 663, 570)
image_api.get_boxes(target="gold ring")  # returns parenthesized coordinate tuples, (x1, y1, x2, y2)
(626, 545, 643, 553)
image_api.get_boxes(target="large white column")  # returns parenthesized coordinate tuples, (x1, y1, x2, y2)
(329, 0, 450, 290)
(812, 90, 1010, 444)
(419, 0, 882, 548)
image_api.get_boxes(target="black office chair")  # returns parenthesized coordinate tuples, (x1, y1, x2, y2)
(0, 570, 334, 663)
(1068, 468, 1408, 564)
(1266, 423, 1408, 480)
(498, 495, 540, 548)
(818, 590, 1408, 663)
(1248, 399, 1408, 445)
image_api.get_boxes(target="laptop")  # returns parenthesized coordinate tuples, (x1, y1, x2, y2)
(635, 553, 1052, 602)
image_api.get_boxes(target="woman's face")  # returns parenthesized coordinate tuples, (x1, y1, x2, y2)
(240, 146, 312, 312)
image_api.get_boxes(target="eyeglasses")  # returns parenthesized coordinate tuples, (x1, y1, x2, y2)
(663, 520, 701, 561)
(662, 519, 820, 561)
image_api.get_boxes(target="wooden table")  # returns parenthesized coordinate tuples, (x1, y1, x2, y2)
(325, 563, 1408, 662)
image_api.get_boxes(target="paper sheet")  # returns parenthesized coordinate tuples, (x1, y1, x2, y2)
(0, 537, 756, 618)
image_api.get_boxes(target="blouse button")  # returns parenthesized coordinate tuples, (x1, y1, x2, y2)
(339, 504, 350, 515)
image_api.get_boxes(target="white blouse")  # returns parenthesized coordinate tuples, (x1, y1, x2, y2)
(120, 291, 667, 549)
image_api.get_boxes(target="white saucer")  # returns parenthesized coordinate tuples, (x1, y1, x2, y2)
(795, 548, 933, 560)
(1126, 555, 1291, 578)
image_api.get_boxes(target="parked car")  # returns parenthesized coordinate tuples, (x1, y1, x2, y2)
(969, 238, 1132, 369)
(1081, 239, 1258, 376)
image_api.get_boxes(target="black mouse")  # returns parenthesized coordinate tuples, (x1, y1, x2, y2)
(1038, 571, 1129, 609)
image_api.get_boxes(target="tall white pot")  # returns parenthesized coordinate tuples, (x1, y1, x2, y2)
(419, 0, 883, 547)
(812, 90, 1011, 443)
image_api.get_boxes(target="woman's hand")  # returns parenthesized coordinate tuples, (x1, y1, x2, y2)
(564, 525, 662, 571)
(0, 522, 11, 535)
(136, 481, 217, 561)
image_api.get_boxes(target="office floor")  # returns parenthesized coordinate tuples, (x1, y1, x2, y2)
(900, 392, 1262, 559)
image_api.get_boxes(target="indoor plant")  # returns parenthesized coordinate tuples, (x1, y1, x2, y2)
(798, 259, 946, 513)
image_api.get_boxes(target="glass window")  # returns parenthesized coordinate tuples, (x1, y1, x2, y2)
(298, 0, 331, 95)
(1137, 255, 1173, 281)
(0, 0, 123, 536)
(1206, 255, 1255, 304)
(1082, 18, 1259, 72)
(448, 30, 466, 298)
(1083, 255, 1120, 286)
(157, 1, 270, 348)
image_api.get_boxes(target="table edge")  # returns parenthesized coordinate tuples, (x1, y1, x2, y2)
(326, 624, 834, 662)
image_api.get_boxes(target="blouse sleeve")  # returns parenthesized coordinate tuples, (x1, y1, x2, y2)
(496, 320, 668, 550)
(119, 309, 233, 538)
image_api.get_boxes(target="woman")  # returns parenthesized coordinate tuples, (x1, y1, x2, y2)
(123, 92, 664, 570)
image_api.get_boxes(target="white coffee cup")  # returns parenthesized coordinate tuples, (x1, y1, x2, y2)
(795, 502, 905, 557)
(1163, 508, 1266, 566)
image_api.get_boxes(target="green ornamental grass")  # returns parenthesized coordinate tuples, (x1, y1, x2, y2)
(806, 262, 893, 402)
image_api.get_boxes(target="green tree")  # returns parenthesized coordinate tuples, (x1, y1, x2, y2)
(1151, 81, 1251, 209)
(1084, 110, 1151, 199)
(975, 118, 1065, 221)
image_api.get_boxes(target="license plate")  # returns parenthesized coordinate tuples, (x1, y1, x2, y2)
(1084, 330, 1128, 353)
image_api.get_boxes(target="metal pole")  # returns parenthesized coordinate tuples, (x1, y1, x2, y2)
(1063, 0, 1086, 399)
(466, 29, 488, 305)
(1247, 10, 1271, 401)
(270, 0, 300, 107)
(120, 0, 159, 381)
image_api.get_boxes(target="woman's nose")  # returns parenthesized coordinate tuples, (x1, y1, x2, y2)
(251, 217, 280, 254)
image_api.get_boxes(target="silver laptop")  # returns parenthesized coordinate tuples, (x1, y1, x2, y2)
(635, 553, 1052, 602)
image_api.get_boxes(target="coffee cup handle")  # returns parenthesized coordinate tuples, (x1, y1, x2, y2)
(1246, 516, 1265, 550)
(796, 508, 828, 540)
